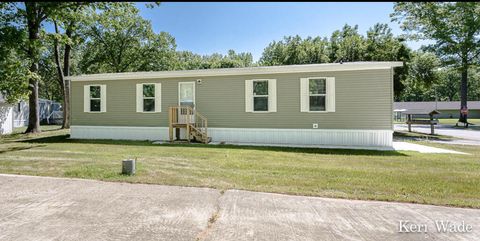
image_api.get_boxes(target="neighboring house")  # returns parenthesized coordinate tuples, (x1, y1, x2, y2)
(0, 93, 14, 135)
(13, 99, 63, 127)
(13, 100, 29, 127)
(67, 62, 402, 148)
(38, 99, 63, 125)
(394, 101, 480, 121)
(0, 92, 63, 134)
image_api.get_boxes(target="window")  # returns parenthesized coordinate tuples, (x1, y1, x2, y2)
(309, 78, 326, 111)
(84, 84, 106, 113)
(89, 85, 101, 112)
(136, 83, 161, 113)
(253, 80, 269, 111)
(142, 84, 155, 112)
(300, 77, 335, 113)
(245, 79, 276, 113)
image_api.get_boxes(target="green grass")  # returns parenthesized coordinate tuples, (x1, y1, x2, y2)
(437, 118, 480, 125)
(1, 126, 480, 208)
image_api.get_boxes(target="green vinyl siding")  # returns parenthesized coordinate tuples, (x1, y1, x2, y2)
(71, 68, 393, 130)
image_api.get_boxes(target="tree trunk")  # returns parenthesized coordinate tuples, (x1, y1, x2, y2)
(53, 20, 72, 129)
(61, 66, 71, 129)
(26, 68, 41, 133)
(62, 23, 73, 129)
(24, 2, 41, 134)
(53, 21, 68, 129)
(458, 65, 468, 125)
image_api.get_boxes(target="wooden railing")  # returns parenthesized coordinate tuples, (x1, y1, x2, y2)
(193, 110, 208, 137)
(168, 106, 208, 143)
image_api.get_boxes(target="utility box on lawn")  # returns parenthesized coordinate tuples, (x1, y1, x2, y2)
(122, 159, 136, 175)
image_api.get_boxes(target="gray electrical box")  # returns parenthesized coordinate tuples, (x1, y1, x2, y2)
(122, 159, 136, 175)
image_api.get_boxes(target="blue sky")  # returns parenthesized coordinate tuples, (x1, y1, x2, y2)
(136, 2, 428, 61)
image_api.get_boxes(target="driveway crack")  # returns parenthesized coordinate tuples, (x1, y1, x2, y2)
(195, 189, 225, 241)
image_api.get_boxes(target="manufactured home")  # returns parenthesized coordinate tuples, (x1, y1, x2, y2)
(67, 62, 402, 148)
(11, 99, 63, 127)
(0, 93, 14, 135)
(0, 92, 63, 134)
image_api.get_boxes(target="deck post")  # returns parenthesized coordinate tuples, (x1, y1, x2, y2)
(186, 123, 190, 143)
(168, 107, 173, 142)
(407, 114, 412, 132)
(430, 113, 435, 135)
(204, 119, 208, 144)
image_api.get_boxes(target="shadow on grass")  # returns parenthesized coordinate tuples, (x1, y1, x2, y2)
(158, 143, 407, 156)
(0, 144, 46, 154)
(393, 131, 455, 141)
(23, 134, 407, 157)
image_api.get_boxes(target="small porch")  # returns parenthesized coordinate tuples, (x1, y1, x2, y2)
(168, 106, 211, 144)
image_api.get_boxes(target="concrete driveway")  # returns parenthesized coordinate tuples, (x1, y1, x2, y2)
(1, 174, 479, 241)
(395, 124, 480, 143)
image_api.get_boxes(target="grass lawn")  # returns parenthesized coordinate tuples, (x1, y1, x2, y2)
(1, 126, 480, 208)
(437, 118, 480, 125)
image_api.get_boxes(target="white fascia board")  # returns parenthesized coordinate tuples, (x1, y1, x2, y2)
(66, 62, 403, 82)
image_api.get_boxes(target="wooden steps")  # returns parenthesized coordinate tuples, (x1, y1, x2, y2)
(188, 124, 211, 143)
(168, 106, 210, 144)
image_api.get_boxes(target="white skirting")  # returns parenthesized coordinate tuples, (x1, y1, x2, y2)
(70, 125, 393, 147)
(208, 128, 392, 147)
(71, 126, 169, 141)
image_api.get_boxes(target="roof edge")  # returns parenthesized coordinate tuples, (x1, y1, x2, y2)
(66, 62, 403, 82)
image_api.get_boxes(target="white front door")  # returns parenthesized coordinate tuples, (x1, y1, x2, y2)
(178, 82, 195, 124)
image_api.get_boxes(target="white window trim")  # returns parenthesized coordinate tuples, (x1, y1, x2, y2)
(86, 85, 103, 113)
(137, 83, 161, 113)
(307, 77, 328, 113)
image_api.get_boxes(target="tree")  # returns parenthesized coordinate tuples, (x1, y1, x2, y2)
(435, 68, 462, 101)
(23, 2, 63, 133)
(174, 51, 205, 70)
(259, 40, 285, 66)
(173, 50, 253, 70)
(1, 2, 68, 133)
(392, 2, 480, 125)
(259, 35, 329, 66)
(365, 23, 403, 61)
(38, 50, 62, 102)
(0, 50, 32, 103)
(399, 51, 441, 101)
(79, 3, 177, 74)
(328, 24, 365, 62)
(203, 50, 253, 69)
(408, 52, 441, 88)
(0, 4, 30, 103)
(49, 2, 95, 128)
